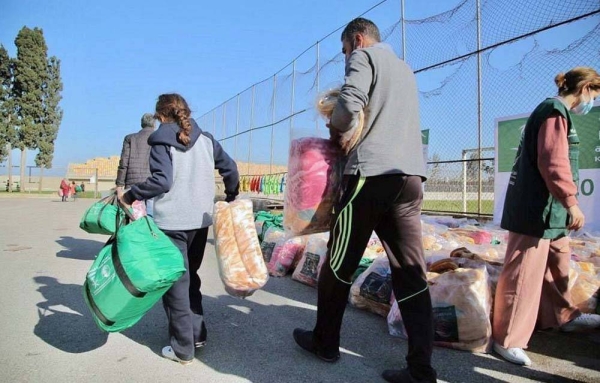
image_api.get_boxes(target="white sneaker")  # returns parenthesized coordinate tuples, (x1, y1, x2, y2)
(161, 346, 193, 365)
(493, 343, 532, 366)
(560, 313, 600, 332)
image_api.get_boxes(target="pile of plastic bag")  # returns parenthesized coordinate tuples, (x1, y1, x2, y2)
(252, 211, 600, 351)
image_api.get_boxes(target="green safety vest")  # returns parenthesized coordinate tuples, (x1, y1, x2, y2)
(501, 98, 579, 239)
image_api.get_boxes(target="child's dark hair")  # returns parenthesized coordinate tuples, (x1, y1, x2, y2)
(155, 93, 192, 146)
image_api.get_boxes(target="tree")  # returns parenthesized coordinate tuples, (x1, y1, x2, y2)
(35, 56, 63, 190)
(11, 27, 62, 192)
(428, 152, 442, 180)
(0, 45, 16, 191)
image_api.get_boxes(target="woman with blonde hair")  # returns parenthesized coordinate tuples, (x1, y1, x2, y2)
(120, 93, 239, 364)
(493, 67, 600, 366)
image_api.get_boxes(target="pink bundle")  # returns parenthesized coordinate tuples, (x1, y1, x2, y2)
(267, 236, 308, 277)
(284, 137, 342, 237)
(468, 231, 493, 245)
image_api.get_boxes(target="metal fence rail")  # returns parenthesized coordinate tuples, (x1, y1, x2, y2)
(199, 0, 599, 216)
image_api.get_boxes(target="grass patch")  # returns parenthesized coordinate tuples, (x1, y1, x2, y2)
(423, 200, 494, 215)
(0, 190, 101, 198)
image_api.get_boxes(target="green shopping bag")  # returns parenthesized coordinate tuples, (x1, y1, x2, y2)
(79, 194, 126, 235)
(84, 215, 186, 332)
(254, 210, 283, 242)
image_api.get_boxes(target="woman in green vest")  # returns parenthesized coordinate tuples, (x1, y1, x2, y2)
(493, 67, 600, 366)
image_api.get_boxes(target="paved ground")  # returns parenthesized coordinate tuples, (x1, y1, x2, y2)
(0, 196, 599, 383)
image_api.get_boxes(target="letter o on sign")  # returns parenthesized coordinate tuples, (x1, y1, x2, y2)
(581, 179, 594, 196)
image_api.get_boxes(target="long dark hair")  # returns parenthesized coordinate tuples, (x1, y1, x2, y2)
(155, 93, 192, 146)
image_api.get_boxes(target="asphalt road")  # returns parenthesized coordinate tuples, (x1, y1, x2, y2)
(0, 196, 598, 383)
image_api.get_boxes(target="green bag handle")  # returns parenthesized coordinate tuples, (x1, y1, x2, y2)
(82, 194, 115, 231)
(104, 199, 147, 298)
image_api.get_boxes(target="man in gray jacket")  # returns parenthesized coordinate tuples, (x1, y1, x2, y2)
(293, 18, 437, 383)
(116, 113, 156, 214)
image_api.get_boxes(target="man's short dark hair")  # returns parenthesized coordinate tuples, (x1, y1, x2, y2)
(141, 113, 155, 128)
(341, 18, 381, 43)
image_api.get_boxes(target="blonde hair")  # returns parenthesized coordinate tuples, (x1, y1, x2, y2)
(316, 89, 366, 154)
(555, 66, 600, 96)
(155, 93, 192, 146)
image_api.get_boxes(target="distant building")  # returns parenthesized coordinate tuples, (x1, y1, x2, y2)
(67, 156, 120, 191)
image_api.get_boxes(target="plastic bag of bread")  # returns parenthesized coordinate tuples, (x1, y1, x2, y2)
(422, 234, 443, 251)
(568, 261, 600, 313)
(449, 246, 504, 296)
(213, 200, 269, 298)
(349, 256, 394, 317)
(570, 274, 600, 313)
(283, 136, 342, 237)
(260, 226, 286, 263)
(292, 232, 329, 287)
(268, 235, 308, 277)
(390, 259, 492, 352)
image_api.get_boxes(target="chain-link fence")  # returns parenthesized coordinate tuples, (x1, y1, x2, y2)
(199, 0, 599, 216)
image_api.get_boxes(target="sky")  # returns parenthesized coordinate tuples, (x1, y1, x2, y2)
(1, 0, 598, 173)
(0, 0, 401, 171)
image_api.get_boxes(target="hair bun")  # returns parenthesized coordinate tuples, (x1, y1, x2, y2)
(554, 73, 566, 90)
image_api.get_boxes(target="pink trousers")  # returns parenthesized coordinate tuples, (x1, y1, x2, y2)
(492, 232, 580, 348)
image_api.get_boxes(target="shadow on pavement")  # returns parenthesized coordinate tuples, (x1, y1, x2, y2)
(121, 279, 583, 382)
(526, 328, 600, 375)
(56, 236, 105, 260)
(30, 270, 596, 381)
(33, 276, 108, 353)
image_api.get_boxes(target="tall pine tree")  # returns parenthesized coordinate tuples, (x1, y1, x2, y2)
(12, 27, 62, 192)
(35, 56, 63, 190)
(0, 45, 16, 191)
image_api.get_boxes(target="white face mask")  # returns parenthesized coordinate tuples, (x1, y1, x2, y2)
(572, 89, 594, 115)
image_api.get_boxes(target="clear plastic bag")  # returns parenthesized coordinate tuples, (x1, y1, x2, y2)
(260, 226, 286, 263)
(388, 260, 492, 353)
(291, 232, 329, 287)
(283, 134, 343, 237)
(349, 256, 394, 317)
(268, 235, 308, 277)
(569, 260, 600, 313)
(213, 199, 269, 298)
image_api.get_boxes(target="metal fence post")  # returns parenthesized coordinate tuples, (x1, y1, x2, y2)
(290, 59, 296, 135)
(235, 94, 240, 162)
(222, 103, 227, 149)
(270, 74, 277, 175)
(6, 142, 12, 193)
(401, 0, 406, 61)
(94, 168, 99, 199)
(476, 0, 483, 214)
(462, 149, 468, 212)
(212, 110, 216, 138)
(315, 41, 320, 131)
(247, 85, 255, 176)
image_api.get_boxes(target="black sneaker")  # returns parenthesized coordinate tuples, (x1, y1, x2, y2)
(382, 368, 437, 383)
(194, 341, 206, 349)
(293, 328, 340, 363)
